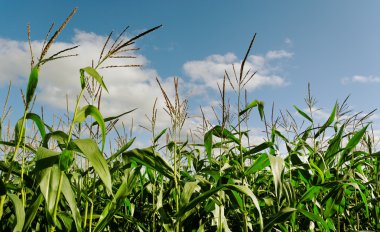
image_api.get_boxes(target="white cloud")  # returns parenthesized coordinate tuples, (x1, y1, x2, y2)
(183, 51, 291, 92)
(265, 50, 293, 60)
(341, 75, 380, 85)
(0, 30, 175, 130)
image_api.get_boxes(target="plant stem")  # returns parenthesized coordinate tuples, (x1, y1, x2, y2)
(50, 170, 64, 232)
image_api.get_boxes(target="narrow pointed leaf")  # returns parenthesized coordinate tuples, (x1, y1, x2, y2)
(61, 173, 82, 232)
(8, 193, 25, 232)
(72, 139, 112, 195)
(245, 153, 270, 175)
(293, 105, 313, 123)
(314, 103, 337, 138)
(80, 67, 108, 92)
(264, 207, 296, 231)
(122, 147, 174, 180)
(339, 125, 369, 166)
(91, 108, 136, 126)
(297, 208, 330, 231)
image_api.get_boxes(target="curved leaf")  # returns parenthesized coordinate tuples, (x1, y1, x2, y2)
(74, 105, 106, 152)
(80, 67, 108, 92)
(7, 193, 25, 232)
(72, 139, 112, 195)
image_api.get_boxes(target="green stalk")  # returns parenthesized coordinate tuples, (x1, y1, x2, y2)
(50, 88, 85, 231)
(50, 171, 64, 232)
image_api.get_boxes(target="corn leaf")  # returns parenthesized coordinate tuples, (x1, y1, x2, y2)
(72, 139, 112, 195)
(8, 193, 25, 232)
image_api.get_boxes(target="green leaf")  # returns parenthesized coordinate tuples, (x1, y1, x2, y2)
(74, 105, 106, 152)
(59, 149, 74, 172)
(264, 207, 296, 231)
(7, 193, 25, 232)
(39, 164, 60, 217)
(204, 126, 242, 162)
(297, 208, 330, 231)
(61, 172, 82, 232)
(177, 184, 263, 230)
(314, 103, 337, 138)
(239, 99, 264, 120)
(244, 142, 273, 157)
(91, 108, 136, 126)
(293, 105, 313, 123)
(107, 137, 135, 163)
(154, 128, 167, 144)
(245, 153, 270, 175)
(180, 182, 201, 207)
(299, 186, 322, 202)
(338, 125, 369, 166)
(25, 66, 39, 107)
(80, 67, 108, 92)
(23, 194, 44, 231)
(42, 130, 69, 148)
(72, 139, 112, 195)
(95, 168, 139, 232)
(27, 113, 46, 140)
(122, 147, 175, 180)
(35, 147, 59, 172)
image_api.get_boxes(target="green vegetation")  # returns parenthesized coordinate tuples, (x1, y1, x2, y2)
(0, 9, 379, 231)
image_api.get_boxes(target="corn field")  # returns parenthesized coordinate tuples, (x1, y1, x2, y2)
(0, 8, 379, 232)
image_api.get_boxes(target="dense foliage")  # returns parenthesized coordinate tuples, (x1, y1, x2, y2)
(0, 9, 379, 231)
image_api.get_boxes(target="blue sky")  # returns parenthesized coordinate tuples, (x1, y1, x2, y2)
(0, 1, 379, 147)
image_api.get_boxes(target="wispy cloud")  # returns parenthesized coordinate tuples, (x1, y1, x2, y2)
(183, 50, 292, 92)
(341, 75, 380, 85)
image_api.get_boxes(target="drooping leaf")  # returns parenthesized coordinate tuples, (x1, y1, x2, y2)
(204, 126, 242, 163)
(268, 154, 285, 200)
(42, 130, 69, 148)
(7, 193, 25, 232)
(239, 99, 264, 120)
(74, 105, 106, 152)
(72, 139, 112, 195)
(80, 67, 108, 92)
(122, 147, 175, 180)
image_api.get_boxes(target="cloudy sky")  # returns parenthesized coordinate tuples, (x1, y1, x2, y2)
(0, 1, 379, 147)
